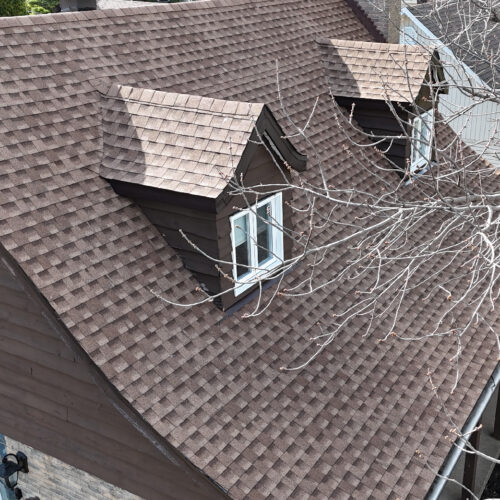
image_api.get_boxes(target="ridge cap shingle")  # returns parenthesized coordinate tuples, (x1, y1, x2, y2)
(323, 37, 431, 55)
(109, 84, 265, 119)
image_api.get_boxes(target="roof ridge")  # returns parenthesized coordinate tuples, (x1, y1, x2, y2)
(321, 37, 428, 53)
(103, 85, 265, 119)
(107, 95, 264, 119)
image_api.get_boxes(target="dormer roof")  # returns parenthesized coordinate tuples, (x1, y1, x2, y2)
(318, 38, 436, 102)
(100, 84, 305, 199)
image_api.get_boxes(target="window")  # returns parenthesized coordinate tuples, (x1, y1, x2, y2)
(230, 193, 283, 296)
(410, 109, 433, 173)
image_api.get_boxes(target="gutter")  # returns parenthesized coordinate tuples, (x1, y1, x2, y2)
(426, 362, 500, 500)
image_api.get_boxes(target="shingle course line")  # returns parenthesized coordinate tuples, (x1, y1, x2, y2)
(0, 2, 496, 499)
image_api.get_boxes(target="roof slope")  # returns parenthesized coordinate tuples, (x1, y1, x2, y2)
(101, 84, 264, 198)
(351, 0, 388, 39)
(0, 2, 497, 499)
(318, 38, 433, 101)
(409, 1, 500, 85)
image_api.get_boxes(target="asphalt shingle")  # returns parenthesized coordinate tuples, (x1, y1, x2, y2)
(409, 1, 500, 86)
(0, 1, 497, 499)
(318, 38, 433, 102)
(100, 84, 264, 197)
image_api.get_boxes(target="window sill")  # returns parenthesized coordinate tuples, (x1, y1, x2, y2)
(405, 161, 432, 185)
(234, 258, 283, 296)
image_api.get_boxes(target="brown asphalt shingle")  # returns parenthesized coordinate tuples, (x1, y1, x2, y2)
(410, 0, 500, 86)
(0, 1, 497, 499)
(319, 38, 433, 102)
(101, 84, 264, 197)
(351, 0, 388, 40)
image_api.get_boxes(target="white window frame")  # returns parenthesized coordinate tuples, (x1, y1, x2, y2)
(410, 109, 434, 173)
(230, 192, 283, 296)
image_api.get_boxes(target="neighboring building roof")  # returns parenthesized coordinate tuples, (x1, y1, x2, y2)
(409, 1, 500, 85)
(318, 38, 433, 101)
(101, 84, 264, 198)
(0, 1, 497, 499)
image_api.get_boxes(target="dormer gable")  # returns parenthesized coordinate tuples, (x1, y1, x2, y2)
(100, 84, 306, 310)
(318, 38, 446, 174)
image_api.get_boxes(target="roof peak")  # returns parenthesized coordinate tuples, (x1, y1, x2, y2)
(100, 84, 305, 198)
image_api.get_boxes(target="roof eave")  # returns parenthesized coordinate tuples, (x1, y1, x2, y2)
(256, 105, 308, 172)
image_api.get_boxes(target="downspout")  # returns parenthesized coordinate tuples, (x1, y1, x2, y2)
(426, 362, 500, 500)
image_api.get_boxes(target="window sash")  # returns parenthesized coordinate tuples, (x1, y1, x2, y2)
(230, 193, 283, 296)
(233, 213, 251, 278)
(256, 203, 272, 265)
(410, 109, 433, 173)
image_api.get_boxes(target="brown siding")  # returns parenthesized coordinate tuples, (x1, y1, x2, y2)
(216, 144, 294, 310)
(137, 199, 221, 291)
(415, 83, 435, 113)
(0, 251, 226, 500)
(336, 96, 411, 170)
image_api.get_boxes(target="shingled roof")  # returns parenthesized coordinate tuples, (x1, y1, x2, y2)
(350, 0, 388, 39)
(318, 38, 434, 102)
(0, 1, 497, 499)
(409, 0, 500, 86)
(101, 84, 265, 198)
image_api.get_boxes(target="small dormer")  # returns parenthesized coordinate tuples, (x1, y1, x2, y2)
(318, 38, 446, 175)
(100, 84, 306, 310)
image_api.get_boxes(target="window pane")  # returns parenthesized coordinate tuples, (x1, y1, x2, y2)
(419, 129, 426, 157)
(234, 214, 250, 278)
(422, 113, 432, 158)
(411, 112, 432, 166)
(411, 116, 422, 165)
(256, 203, 272, 264)
(412, 111, 433, 169)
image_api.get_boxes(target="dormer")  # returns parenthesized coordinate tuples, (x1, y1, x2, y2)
(318, 38, 446, 175)
(100, 84, 306, 310)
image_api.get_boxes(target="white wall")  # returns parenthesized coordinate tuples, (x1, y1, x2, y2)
(401, 11, 500, 169)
